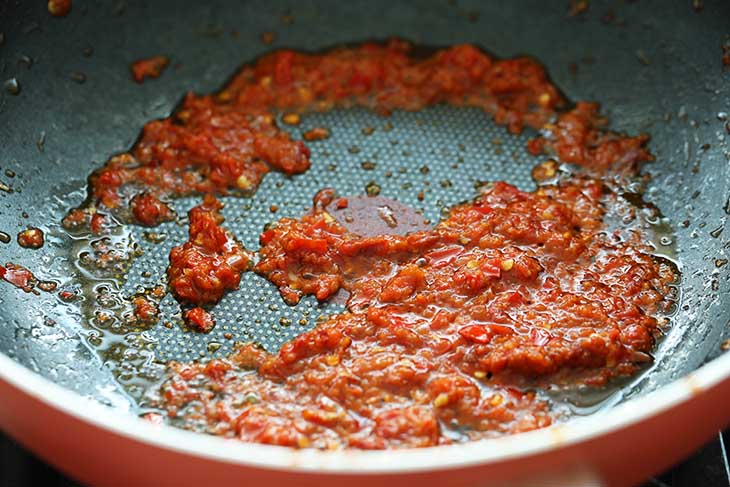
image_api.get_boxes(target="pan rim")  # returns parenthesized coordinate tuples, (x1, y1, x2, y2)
(1, 350, 729, 473)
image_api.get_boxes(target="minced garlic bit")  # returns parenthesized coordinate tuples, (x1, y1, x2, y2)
(236, 174, 252, 190)
(433, 393, 450, 408)
(282, 112, 301, 126)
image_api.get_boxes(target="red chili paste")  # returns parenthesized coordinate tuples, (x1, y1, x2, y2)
(72, 40, 650, 227)
(157, 176, 674, 448)
(167, 195, 251, 306)
(60, 40, 673, 448)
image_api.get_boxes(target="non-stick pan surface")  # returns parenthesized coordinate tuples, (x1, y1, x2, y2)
(1, 0, 729, 485)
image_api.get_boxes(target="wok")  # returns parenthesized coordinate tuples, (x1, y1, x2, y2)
(1, 0, 730, 485)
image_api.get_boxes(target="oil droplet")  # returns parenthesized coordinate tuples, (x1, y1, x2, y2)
(36, 131, 46, 152)
(365, 181, 381, 197)
(4, 78, 20, 95)
(260, 31, 276, 45)
(18, 55, 33, 69)
(70, 72, 87, 84)
(659, 236, 673, 246)
(0, 231, 10, 244)
(361, 161, 376, 170)
(207, 342, 222, 353)
(710, 226, 724, 238)
(279, 317, 292, 326)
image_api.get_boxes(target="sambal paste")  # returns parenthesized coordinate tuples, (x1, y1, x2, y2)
(54, 40, 674, 449)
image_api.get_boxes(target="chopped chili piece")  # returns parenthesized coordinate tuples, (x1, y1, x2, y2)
(90, 213, 107, 234)
(184, 307, 216, 333)
(17, 228, 44, 249)
(62, 208, 90, 230)
(302, 127, 330, 141)
(168, 195, 251, 306)
(132, 296, 159, 324)
(282, 113, 301, 125)
(0, 262, 55, 294)
(130, 193, 175, 226)
(130, 55, 169, 83)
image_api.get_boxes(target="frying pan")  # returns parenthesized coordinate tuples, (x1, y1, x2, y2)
(1, 0, 729, 485)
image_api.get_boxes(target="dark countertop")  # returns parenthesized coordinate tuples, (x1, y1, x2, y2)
(2, 430, 729, 486)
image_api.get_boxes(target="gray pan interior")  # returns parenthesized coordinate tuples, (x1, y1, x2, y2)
(0, 0, 729, 421)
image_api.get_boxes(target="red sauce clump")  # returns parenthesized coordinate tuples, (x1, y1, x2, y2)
(90, 213, 107, 235)
(167, 195, 251, 306)
(256, 180, 671, 383)
(0, 263, 36, 292)
(184, 307, 216, 333)
(47, 0, 71, 17)
(62, 208, 90, 230)
(75, 41, 651, 227)
(0, 263, 56, 294)
(527, 102, 653, 174)
(130, 193, 175, 227)
(132, 295, 159, 324)
(17, 228, 44, 249)
(157, 178, 675, 448)
(130, 56, 170, 83)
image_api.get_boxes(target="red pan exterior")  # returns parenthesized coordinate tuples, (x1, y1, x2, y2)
(1, 357, 729, 487)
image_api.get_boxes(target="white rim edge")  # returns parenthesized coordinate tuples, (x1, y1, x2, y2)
(1, 351, 729, 474)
